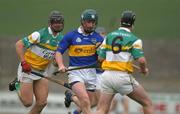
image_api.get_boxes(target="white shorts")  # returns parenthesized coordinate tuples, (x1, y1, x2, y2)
(100, 70, 139, 95)
(96, 73, 102, 90)
(17, 63, 48, 83)
(45, 62, 58, 76)
(68, 67, 97, 90)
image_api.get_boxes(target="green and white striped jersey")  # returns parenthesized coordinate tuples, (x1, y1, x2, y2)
(22, 27, 63, 70)
(98, 27, 144, 73)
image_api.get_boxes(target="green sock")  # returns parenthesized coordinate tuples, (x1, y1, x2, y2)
(15, 82, 20, 91)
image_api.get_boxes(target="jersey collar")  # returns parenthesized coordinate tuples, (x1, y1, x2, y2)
(78, 26, 94, 36)
(118, 27, 131, 32)
(48, 27, 53, 34)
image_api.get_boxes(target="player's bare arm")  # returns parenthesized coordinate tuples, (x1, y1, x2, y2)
(55, 51, 67, 72)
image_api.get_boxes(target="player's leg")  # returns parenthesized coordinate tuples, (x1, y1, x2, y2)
(95, 92, 115, 114)
(72, 82, 92, 114)
(19, 80, 34, 107)
(71, 96, 82, 114)
(64, 88, 82, 114)
(87, 90, 98, 107)
(121, 96, 129, 114)
(64, 89, 81, 108)
(127, 84, 154, 114)
(11, 64, 34, 107)
(69, 90, 98, 114)
(95, 71, 117, 114)
(73, 72, 102, 114)
(95, 89, 101, 101)
(109, 95, 118, 112)
(85, 68, 101, 109)
(66, 68, 98, 114)
(70, 90, 99, 114)
(91, 73, 102, 107)
(29, 78, 49, 114)
(116, 73, 154, 114)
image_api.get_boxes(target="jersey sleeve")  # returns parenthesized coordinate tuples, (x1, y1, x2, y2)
(96, 35, 104, 48)
(22, 31, 40, 48)
(131, 39, 144, 59)
(97, 38, 106, 59)
(56, 33, 72, 54)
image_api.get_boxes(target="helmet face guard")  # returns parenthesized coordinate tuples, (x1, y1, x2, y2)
(49, 10, 64, 33)
(121, 10, 136, 27)
(81, 9, 98, 34)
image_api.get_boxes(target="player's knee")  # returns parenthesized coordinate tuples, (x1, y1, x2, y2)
(103, 107, 109, 113)
(19, 97, 33, 107)
(22, 101, 33, 107)
(81, 97, 91, 106)
(36, 100, 47, 108)
(142, 99, 153, 107)
(96, 105, 109, 114)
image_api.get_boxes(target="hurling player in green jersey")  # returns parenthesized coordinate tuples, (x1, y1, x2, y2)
(95, 27, 129, 114)
(96, 10, 154, 114)
(9, 10, 64, 114)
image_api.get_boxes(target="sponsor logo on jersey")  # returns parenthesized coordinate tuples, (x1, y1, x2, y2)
(69, 45, 96, 56)
(74, 47, 95, 54)
(74, 48, 83, 53)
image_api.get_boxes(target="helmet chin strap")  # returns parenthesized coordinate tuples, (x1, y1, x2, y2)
(50, 24, 63, 33)
(53, 29, 61, 33)
(84, 29, 94, 34)
(49, 26, 60, 35)
(82, 24, 96, 34)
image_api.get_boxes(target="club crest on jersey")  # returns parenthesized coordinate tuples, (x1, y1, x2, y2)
(91, 38, 97, 44)
(76, 37, 82, 43)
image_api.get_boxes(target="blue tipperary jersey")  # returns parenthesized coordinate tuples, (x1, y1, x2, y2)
(57, 27, 103, 66)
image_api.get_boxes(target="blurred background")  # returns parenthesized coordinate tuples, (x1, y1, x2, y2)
(0, 0, 179, 114)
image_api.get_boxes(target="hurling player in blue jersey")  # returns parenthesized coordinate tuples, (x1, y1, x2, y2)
(55, 9, 103, 114)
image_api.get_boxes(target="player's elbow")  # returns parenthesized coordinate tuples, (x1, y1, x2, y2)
(15, 40, 24, 48)
(137, 57, 146, 64)
(55, 51, 63, 58)
(98, 56, 105, 62)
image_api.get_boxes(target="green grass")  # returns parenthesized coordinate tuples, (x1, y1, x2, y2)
(0, 0, 179, 39)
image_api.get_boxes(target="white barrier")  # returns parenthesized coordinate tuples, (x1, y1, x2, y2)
(0, 91, 180, 114)
(0, 92, 71, 114)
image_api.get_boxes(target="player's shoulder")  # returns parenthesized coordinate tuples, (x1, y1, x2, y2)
(106, 30, 118, 38)
(31, 27, 47, 38)
(28, 27, 45, 35)
(64, 29, 77, 37)
(94, 31, 102, 37)
(130, 32, 139, 39)
(93, 31, 104, 41)
(28, 28, 43, 40)
(129, 33, 143, 46)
